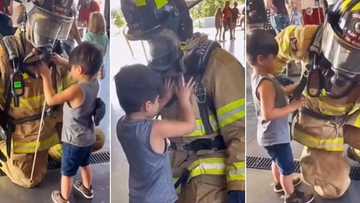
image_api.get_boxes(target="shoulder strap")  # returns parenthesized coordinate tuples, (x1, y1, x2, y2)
(191, 40, 220, 135)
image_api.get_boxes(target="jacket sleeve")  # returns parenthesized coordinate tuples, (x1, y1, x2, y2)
(274, 25, 319, 75)
(205, 48, 245, 191)
(0, 41, 11, 111)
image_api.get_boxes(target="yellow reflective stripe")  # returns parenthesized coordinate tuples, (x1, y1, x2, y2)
(355, 115, 360, 128)
(189, 115, 218, 137)
(217, 99, 245, 128)
(134, 0, 168, 9)
(13, 133, 59, 154)
(155, 0, 168, 9)
(135, 0, 146, 7)
(189, 158, 226, 178)
(12, 95, 44, 111)
(294, 128, 344, 152)
(341, 0, 360, 13)
(227, 161, 246, 182)
(304, 93, 351, 116)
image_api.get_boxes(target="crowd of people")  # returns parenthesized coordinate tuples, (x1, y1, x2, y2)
(215, 1, 245, 41)
(265, 0, 326, 34)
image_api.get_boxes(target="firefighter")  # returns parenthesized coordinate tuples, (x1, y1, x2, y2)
(0, 0, 105, 188)
(273, 0, 360, 199)
(120, 0, 245, 202)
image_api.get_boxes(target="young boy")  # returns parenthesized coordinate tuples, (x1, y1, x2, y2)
(115, 64, 196, 203)
(38, 42, 103, 203)
(247, 29, 314, 203)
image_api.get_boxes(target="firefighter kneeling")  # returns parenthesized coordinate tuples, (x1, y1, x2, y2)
(0, 0, 105, 188)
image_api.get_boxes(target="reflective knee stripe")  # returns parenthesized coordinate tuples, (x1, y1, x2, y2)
(154, 0, 168, 9)
(227, 161, 246, 182)
(188, 158, 226, 179)
(217, 99, 245, 128)
(189, 115, 218, 137)
(135, 0, 169, 9)
(135, 0, 147, 7)
(13, 133, 59, 154)
(293, 128, 344, 152)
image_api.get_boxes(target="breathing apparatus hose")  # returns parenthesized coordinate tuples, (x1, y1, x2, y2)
(30, 85, 47, 182)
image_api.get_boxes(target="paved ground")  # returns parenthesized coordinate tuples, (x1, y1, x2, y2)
(0, 163, 110, 203)
(110, 25, 245, 202)
(246, 66, 360, 203)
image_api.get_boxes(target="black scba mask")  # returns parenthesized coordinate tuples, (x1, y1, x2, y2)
(307, 53, 359, 99)
(121, 0, 193, 41)
(308, 0, 360, 98)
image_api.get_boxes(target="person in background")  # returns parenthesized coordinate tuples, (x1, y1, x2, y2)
(11, 3, 26, 28)
(83, 11, 109, 80)
(289, 1, 303, 26)
(78, 0, 100, 27)
(231, 2, 239, 39)
(239, 4, 245, 30)
(222, 1, 233, 41)
(0, 0, 12, 15)
(0, 11, 15, 37)
(266, 0, 290, 33)
(215, 7, 223, 41)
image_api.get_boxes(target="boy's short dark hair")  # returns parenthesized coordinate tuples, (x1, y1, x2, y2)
(246, 29, 279, 65)
(69, 42, 103, 77)
(114, 64, 162, 115)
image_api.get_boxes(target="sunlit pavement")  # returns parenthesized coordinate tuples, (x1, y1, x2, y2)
(0, 51, 110, 202)
(246, 65, 360, 203)
(110, 25, 245, 202)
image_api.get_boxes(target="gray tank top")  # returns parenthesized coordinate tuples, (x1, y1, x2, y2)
(251, 73, 291, 146)
(62, 80, 99, 147)
(117, 117, 177, 203)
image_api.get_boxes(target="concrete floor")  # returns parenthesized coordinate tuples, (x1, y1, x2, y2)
(247, 169, 360, 203)
(0, 163, 110, 203)
(110, 25, 245, 202)
(246, 65, 360, 203)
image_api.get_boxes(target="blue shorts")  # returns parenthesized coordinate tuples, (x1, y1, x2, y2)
(61, 143, 93, 177)
(264, 143, 296, 176)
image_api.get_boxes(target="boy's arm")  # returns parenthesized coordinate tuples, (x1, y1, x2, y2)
(39, 64, 81, 106)
(282, 81, 300, 95)
(258, 79, 303, 121)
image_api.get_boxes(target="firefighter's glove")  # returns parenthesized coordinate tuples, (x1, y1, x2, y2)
(93, 98, 106, 126)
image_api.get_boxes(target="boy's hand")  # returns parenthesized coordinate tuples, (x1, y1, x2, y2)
(176, 75, 196, 104)
(162, 78, 174, 101)
(35, 62, 51, 77)
(289, 97, 305, 111)
(51, 54, 69, 67)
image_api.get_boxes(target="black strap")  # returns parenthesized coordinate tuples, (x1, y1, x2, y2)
(192, 40, 220, 135)
(174, 169, 190, 189)
(183, 135, 226, 153)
